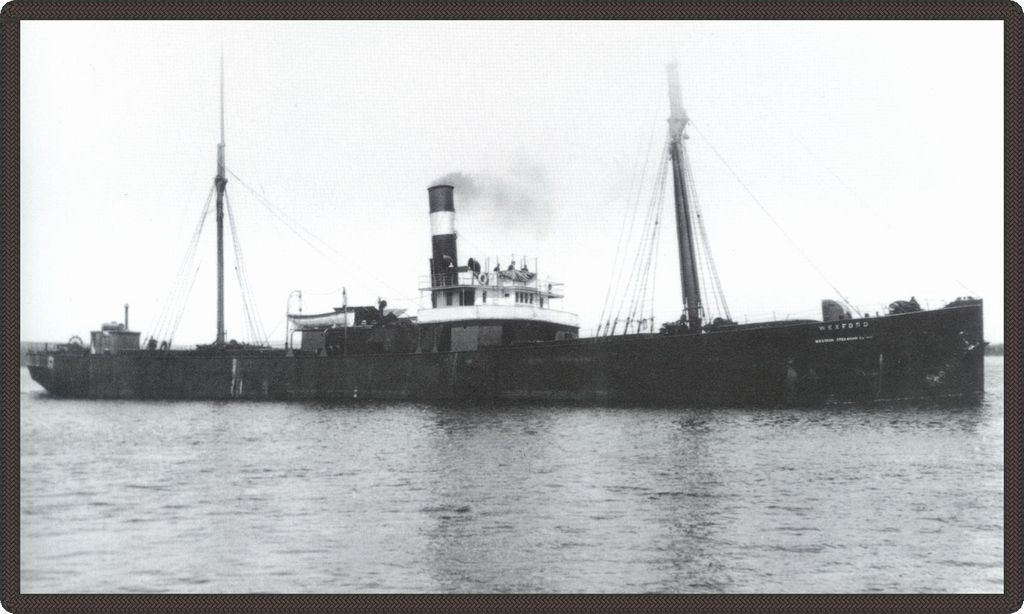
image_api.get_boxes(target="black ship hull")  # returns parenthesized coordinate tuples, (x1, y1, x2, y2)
(27, 303, 984, 407)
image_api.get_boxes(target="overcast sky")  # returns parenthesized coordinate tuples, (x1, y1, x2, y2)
(20, 20, 1004, 344)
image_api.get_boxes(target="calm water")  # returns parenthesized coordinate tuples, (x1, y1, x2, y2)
(19, 359, 1003, 593)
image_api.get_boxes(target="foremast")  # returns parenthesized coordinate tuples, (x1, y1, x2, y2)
(214, 53, 227, 347)
(666, 61, 703, 331)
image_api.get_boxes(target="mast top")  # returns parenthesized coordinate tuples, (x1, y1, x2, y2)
(219, 50, 225, 147)
(666, 60, 689, 141)
(214, 52, 227, 347)
(665, 59, 703, 331)
(216, 51, 227, 183)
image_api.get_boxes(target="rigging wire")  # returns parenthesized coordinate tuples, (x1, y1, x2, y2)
(608, 137, 669, 335)
(677, 144, 718, 322)
(266, 316, 286, 340)
(226, 168, 421, 310)
(780, 123, 978, 297)
(149, 215, 201, 341)
(629, 180, 664, 332)
(645, 208, 660, 332)
(641, 147, 669, 329)
(689, 122, 863, 317)
(168, 254, 205, 346)
(147, 184, 215, 344)
(681, 146, 731, 321)
(225, 190, 269, 346)
(299, 285, 349, 297)
(602, 137, 665, 336)
(597, 112, 661, 336)
(624, 148, 668, 332)
(230, 191, 269, 344)
(597, 125, 735, 336)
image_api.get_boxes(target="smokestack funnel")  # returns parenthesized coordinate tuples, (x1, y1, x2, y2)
(124, 303, 130, 330)
(428, 184, 458, 284)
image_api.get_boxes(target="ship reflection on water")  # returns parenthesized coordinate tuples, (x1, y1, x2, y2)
(19, 358, 1002, 593)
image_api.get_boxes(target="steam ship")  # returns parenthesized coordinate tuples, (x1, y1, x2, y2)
(26, 62, 986, 406)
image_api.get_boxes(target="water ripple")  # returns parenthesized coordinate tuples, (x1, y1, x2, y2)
(19, 359, 1004, 593)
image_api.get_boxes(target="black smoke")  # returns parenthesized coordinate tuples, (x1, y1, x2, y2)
(432, 161, 552, 232)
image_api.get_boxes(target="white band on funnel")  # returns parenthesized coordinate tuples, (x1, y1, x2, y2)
(430, 211, 455, 236)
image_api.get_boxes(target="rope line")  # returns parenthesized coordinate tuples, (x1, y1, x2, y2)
(682, 147, 731, 320)
(146, 184, 215, 345)
(225, 190, 269, 346)
(227, 168, 420, 311)
(604, 137, 670, 335)
(690, 123, 862, 317)
(782, 124, 976, 297)
(167, 255, 204, 346)
(598, 117, 660, 336)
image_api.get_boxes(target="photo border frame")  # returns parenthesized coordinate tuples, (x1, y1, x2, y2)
(2, 2, 1020, 612)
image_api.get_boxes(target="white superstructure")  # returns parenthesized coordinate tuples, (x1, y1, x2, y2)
(418, 265, 578, 328)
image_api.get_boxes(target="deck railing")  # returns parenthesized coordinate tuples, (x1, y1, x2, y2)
(420, 270, 565, 297)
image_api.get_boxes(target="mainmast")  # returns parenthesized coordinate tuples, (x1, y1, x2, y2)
(666, 61, 703, 331)
(214, 53, 227, 347)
